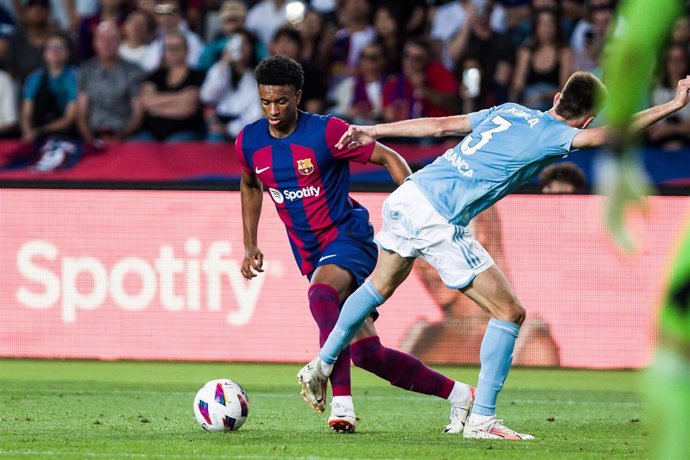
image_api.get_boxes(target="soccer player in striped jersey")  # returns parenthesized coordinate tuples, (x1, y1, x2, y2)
(299, 71, 690, 440)
(237, 55, 475, 433)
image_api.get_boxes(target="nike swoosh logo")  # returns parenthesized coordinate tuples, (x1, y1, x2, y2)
(319, 254, 337, 262)
(255, 166, 270, 174)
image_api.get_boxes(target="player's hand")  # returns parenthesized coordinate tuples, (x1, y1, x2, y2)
(335, 125, 377, 150)
(241, 245, 264, 280)
(672, 76, 690, 108)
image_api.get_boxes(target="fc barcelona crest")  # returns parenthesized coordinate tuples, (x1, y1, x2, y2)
(297, 158, 315, 175)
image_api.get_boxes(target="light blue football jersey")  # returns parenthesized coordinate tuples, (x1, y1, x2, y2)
(410, 103, 581, 226)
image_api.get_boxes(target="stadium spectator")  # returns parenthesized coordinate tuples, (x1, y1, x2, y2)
(200, 28, 261, 140)
(0, 67, 18, 138)
(647, 44, 690, 149)
(539, 161, 586, 193)
(570, 0, 614, 54)
(494, 0, 530, 35)
(671, 15, 690, 46)
(310, 0, 336, 16)
(150, 0, 204, 69)
(507, 0, 575, 49)
(372, 3, 403, 74)
(63, 0, 101, 33)
(4, 0, 54, 84)
(180, 0, 202, 35)
(118, 9, 158, 72)
(382, 36, 459, 123)
(0, 3, 17, 62)
(20, 31, 78, 141)
(430, 0, 506, 69)
(76, 0, 129, 62)
(76, 21, 145, 144)
(133, 31, 205, 142)
(330, 41, 388, 124)
(326, 0, 375, 93)
(198, 0, 259, 72)
(393, 0, 428, 37)
(296, 7, 329, 70)
(245, 0, 287, 48)
(135, 0, 155, 14)
(447, 0, 515, 110)
(510, 7, 572, 111)
(571, 1, 614, 73)
(268, 26, 326, 114)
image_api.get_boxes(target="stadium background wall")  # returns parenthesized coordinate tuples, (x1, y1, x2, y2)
(1, 188, 687, 369)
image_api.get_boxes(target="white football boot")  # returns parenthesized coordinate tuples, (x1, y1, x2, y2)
(463, 416, 535, 440)
(297, 357, 329, 413)
(443, 385, 475, 434)
(328, 400, 357, 433)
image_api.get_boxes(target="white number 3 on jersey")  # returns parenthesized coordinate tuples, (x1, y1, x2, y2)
(459, 115, 512, 155)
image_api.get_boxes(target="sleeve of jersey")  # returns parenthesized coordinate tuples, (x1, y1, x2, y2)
(541, 123, 580, 156)
(467, 106, 498, 129)
(325, 116, 376, 164)
(235, 129, 252, 174)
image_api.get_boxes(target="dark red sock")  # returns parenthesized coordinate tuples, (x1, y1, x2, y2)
(308, 283, 351, 397)
(350, 335, 454, 399)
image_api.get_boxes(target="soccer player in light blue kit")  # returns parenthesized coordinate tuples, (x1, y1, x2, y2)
(298, 71, 690, 440)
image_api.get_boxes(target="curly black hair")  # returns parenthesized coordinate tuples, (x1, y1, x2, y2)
(254, 55, 304, 90)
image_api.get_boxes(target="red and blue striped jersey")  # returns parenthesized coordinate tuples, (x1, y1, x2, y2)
(236, 112, 376, 275)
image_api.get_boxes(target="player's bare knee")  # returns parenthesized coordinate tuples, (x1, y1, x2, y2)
(497, 299, 526, 325)
(370, 278, 397, 299)
(510, 301, 526, 325)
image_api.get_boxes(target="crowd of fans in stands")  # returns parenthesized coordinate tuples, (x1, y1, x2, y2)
(0, 0, 687, 150)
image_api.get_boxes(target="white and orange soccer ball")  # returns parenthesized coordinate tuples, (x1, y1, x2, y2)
(193, 379, 249, 432)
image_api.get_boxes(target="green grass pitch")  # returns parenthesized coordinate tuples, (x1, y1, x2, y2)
(0, 360, 648, 459)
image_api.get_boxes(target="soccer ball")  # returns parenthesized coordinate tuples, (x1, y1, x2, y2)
(193, 378, 250, 432)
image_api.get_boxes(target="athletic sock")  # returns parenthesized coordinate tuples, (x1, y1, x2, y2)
(320, 281, 384, 365)
(468, 413, 494, 426)
(448, 381, 472, 406)
(472, 318, 520, 417)
(350, 335, 456, 398)
(331, 395, 354, 411)
(308, 283, 351, 396)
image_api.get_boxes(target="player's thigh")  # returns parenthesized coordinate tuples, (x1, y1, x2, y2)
(418, 220, 494, 291)
(311, 263, 357, 302)
(311, 236, 378, 301)
(460, 264, 525, 324)
(369, 249, 415, 299)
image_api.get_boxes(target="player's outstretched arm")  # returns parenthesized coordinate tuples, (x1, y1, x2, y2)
(240, 171, 265, 280)
(572, 77, 690, 150)
(629, 76, 690, 132)
(368, 142, 413, 186)
(336, 115, 472, 149)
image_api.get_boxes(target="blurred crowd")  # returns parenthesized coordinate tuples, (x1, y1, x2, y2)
(0, 0, 689, 150)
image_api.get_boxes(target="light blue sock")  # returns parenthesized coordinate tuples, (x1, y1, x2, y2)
(472, 318, 520, 416)
(319, 281, 385, 365)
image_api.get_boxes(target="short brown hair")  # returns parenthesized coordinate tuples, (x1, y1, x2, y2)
(555, 71, 607, 120)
